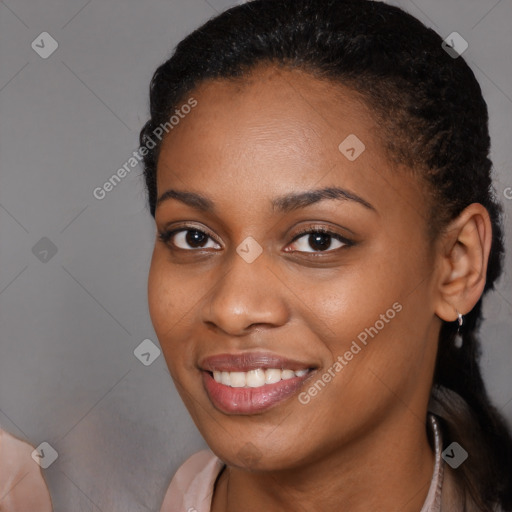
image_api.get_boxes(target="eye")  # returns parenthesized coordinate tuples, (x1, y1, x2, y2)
(158, 227, 221, 251)
(287, 227, 351, 253)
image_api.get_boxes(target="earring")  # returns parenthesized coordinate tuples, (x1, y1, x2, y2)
(454, 310, 464, 348)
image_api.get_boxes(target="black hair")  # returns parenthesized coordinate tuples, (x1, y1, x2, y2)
(139, 0, 512, 508)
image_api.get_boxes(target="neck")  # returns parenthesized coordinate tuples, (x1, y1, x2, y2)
(212, 410, 436, 512)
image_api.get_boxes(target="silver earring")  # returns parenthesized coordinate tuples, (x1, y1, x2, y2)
(454, 310, 464, 348)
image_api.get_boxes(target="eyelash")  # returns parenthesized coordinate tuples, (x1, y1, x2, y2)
(157, 224, 354, 254)
(290, 226, 354, 252)
(157, 224, 210, 246)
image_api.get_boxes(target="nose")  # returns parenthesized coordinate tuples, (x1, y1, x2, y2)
(201, 247, 290, 336)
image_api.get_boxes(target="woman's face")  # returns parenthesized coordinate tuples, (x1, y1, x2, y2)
(148, 64, 441, 470)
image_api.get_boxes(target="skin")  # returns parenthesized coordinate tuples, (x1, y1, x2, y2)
(147, 64, 492, 511)
(0, 429, 53, 511)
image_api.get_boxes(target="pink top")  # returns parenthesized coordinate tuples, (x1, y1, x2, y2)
(0, 429, 53, 512)
(160, 415, 450, 512)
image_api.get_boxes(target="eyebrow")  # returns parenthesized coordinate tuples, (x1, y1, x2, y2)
(156, 186, 376, 213)
(272, 186, 376, 213)
(156, 189, 214, 211)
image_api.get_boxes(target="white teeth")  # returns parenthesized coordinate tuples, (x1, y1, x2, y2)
(221, 371, 231, 386)
(212, 368, 309, 388)
(230, 371, 246, 388)
(265, 369, 281, 384)
(246, 369, 265, 387)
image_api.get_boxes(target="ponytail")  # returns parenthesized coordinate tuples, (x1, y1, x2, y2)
(431, 299, 512, 510)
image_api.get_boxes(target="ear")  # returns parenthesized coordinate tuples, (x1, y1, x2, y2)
(434, 203, 493, 322)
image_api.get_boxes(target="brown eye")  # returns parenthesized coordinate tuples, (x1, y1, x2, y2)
(287, 228, 351, 253)
(183, 229, 209, 248)
(158, 228, 221, 250)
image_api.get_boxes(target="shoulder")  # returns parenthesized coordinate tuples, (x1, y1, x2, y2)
(0, 428, 53, 511)
(160, 449, 225, 512)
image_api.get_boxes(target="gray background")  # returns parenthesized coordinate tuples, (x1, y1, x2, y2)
(0, 0, 510, 510)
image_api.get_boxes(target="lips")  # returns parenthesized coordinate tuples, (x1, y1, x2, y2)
(200, 352, 313, 373)
(200, 352, 316, 414)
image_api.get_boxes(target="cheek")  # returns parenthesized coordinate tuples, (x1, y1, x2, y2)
(147, 251, 189, 364)
(147, 255, 172, 336)
(295, 264, 400, 344)
(147, 251, 206, 374)
(312, 287, 432, 425)
(147, 248, 196, 331)
(300, 254, 426, 388)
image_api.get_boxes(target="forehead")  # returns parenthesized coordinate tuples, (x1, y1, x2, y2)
(155, 64, 426, 223)
(159, 66, 371, 173)
(162, 64, 375, 149)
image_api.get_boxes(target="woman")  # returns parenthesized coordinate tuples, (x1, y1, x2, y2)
(139, 0, 512, 510)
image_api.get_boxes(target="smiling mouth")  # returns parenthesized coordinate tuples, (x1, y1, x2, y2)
(209, 368, 311, 388)
(199, 352, 318, 414)
(202, 367, 316, 414)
